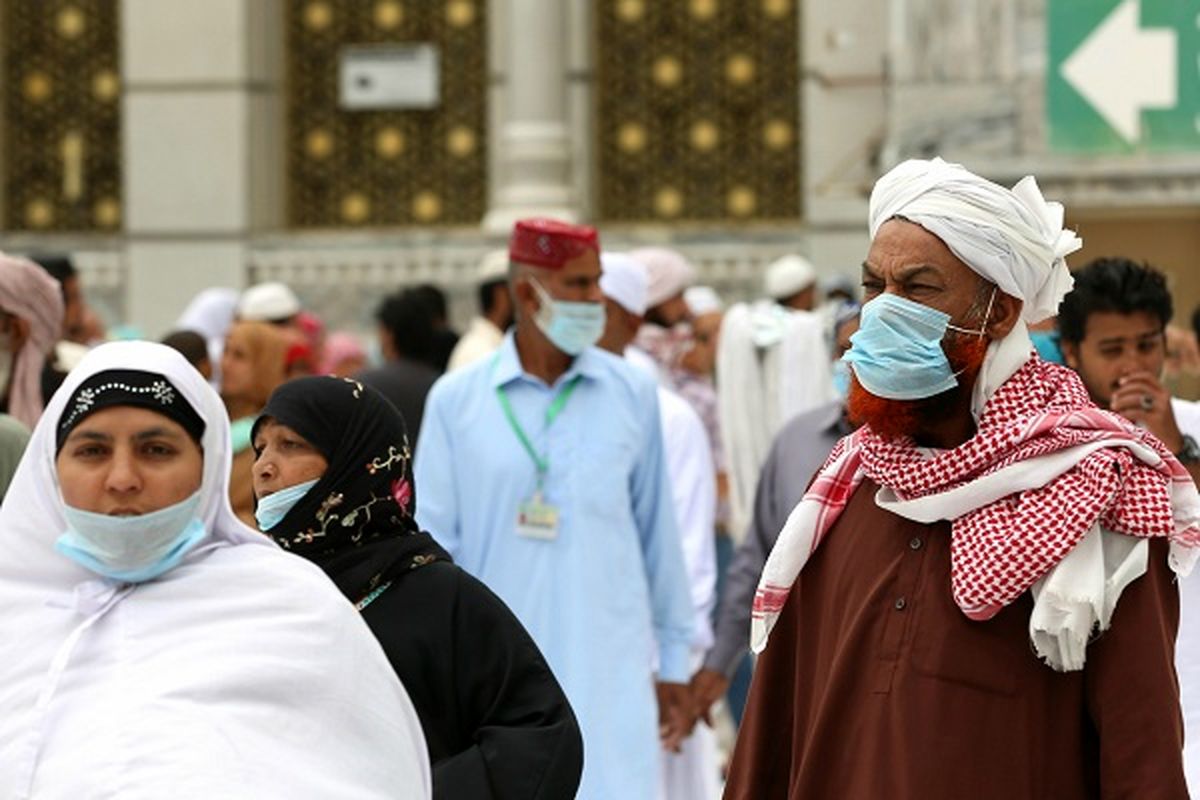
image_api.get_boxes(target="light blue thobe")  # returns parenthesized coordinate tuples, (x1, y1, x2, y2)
(415, 333, 693, 800)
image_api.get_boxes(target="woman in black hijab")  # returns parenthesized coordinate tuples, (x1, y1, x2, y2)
(250, 376, 582, 800)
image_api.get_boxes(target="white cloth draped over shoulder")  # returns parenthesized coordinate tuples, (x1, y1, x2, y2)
(0, 341, 430, 799)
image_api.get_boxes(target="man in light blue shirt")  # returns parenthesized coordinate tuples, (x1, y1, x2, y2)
(414, 218, 694, 800)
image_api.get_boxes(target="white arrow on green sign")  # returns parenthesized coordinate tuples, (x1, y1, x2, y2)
(1048, 0, 1200, 152)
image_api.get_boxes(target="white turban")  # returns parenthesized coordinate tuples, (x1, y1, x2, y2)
(600, 252, 649, 316)
(238, 282, 301, 322)
(764, 255, 816, 300)
(685, 285, 723, 316)
(630, 247, 697, 309)
(868, 158, 1082, 322)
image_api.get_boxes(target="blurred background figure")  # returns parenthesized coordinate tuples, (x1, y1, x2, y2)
(448, 249, 513, 372)
(0, 414, 30, 501)
(161, 329, 213, 381)
(219, 320, 290, 526)
(317, 331, 367, 377)
(413, 284, 459, 373)
(31, 253, 93, 398)
(358, 288, 439, 446)
(764, 254, 817, 312)
(596, 252, 721, 799)
(717, 255, 835, 541)
(0, 255, 65, 431)
(237, 281, 302, 327)
(176, 287, 240, 388)
(30, 253, 89, 344)
(631, 247, 697, 384)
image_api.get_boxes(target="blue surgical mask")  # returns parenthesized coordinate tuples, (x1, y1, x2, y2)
(842, 292, 992, 401)
(56, 490, 206, 583)
(831, 358, 852, 400)
(255, 478, 319, 531)
(531, 279, 606, 356)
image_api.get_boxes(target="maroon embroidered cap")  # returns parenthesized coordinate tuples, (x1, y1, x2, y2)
(508, 218, 600, 270)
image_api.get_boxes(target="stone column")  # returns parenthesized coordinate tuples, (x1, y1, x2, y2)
(121, 0, 282, 338)
(483, 0, 579, 232)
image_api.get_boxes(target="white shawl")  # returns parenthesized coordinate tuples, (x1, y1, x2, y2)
(0, 341, 430, 799)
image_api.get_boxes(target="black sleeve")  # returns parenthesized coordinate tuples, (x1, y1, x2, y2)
(431, 567, 584, 800)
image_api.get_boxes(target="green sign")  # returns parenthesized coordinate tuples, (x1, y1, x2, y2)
(1048, 0, 1200, 153)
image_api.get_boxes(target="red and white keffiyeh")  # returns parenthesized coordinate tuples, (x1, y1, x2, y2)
(751, 355, 1200, 666)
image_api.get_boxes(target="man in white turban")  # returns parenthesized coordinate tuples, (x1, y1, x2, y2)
(764, 254, 817, 311)
(725, 158, 1199, 799)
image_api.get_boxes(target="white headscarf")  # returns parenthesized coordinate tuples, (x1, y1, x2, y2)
(869, 158, 1082, 323)
(0, 341, 430, 799)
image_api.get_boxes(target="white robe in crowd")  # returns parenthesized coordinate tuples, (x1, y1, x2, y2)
(1173, 396, 1200, 797)
(655, 387, 720, 800)
(716, 301, 834, 542)
(0, 341, 430, 800)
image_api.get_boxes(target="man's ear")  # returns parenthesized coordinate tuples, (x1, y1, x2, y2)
(1060, 339, 1080, 370)
(511, 272, 539, 320)
(985, 291, 1023, 340)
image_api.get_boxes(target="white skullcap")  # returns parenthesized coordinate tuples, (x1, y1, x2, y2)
(476, 249, 510, 284)
(237, 282, 301, 322)
(868, 158, 1083, 322)
(685, 285, 723, 316)
(600, 252, 649, 316)
(629, 247, 697, 309)
(764, 254, 817, 300)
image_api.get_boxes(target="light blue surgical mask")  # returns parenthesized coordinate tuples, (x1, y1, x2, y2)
(531, 278, 606, 356)
(830, 358, 852, 400)
(56, 490, 206, 583)
(842, 291, 992, 401)
(255, 478, 319, 531)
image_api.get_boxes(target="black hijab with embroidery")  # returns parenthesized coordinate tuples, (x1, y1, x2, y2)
(252, 376, 447, 601)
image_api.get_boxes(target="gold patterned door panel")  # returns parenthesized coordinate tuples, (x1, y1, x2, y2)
(596, 0, 801, 222)
(287, 0, 487, 227)
(3, 0, 122, 232)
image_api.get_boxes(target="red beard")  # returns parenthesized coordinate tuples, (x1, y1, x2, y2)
(847, 333, 990, 440)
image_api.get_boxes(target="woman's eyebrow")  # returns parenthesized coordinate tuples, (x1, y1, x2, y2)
(133, 427, 185, 442)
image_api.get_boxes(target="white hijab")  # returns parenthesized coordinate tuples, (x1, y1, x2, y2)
(0, 341, 430, 799)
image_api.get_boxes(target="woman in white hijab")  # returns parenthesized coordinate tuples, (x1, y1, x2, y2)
(0, 341, 430, 799)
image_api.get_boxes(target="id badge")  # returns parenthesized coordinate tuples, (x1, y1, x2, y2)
(516, 491, 559, 540)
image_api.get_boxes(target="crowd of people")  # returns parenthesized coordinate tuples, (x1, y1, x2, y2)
(3, 156, 1200, 798)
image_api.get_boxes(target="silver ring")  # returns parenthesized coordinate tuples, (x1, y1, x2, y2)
(1140, 394, 1154, 411)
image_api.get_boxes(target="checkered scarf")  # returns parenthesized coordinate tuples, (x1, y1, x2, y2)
(751, 356, 1200, 653)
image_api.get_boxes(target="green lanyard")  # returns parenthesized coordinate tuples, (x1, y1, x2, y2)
(496, 375, 582, 489)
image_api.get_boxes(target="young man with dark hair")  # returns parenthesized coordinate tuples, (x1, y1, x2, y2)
(1058, 257, 1200, 484)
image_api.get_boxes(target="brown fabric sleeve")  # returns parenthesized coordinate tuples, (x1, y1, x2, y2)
(1085, 538, 1187, 799)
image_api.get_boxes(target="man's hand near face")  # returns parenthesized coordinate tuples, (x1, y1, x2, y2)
(1110, 370, 1200, 484)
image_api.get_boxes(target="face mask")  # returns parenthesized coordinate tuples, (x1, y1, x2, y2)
(842, 291, 993, 401)
(530, 279, 606, 356)
(255, 478, 319, 531)
(56, 490, 205, 583)
(830, 358, 852, 400)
